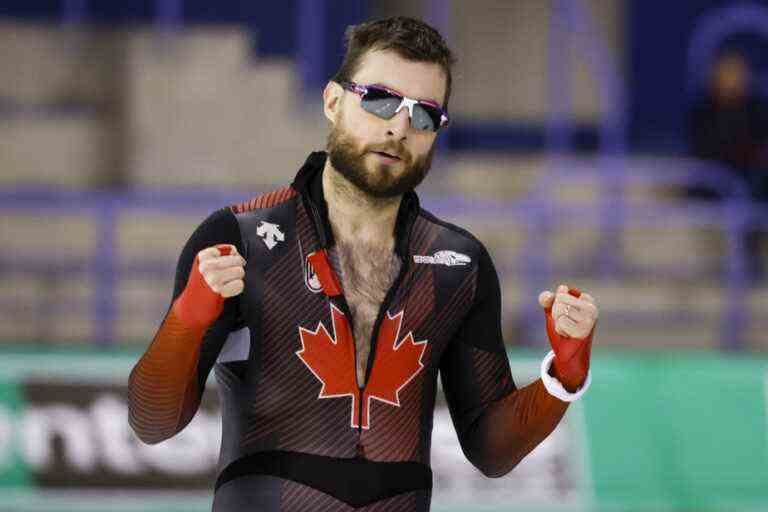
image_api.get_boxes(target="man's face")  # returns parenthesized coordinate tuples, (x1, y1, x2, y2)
(325, 50, 447, 198)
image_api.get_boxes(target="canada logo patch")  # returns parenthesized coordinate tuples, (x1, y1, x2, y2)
(304, 252, 323, 293)
(296, 305, 427, 429)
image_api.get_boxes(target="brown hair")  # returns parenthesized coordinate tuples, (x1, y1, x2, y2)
(331, 16, 456, 110)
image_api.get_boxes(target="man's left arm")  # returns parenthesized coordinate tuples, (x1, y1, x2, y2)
(439, 246, 597, 478)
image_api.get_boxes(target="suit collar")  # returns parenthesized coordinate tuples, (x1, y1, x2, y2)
(291, 151, 419, 258)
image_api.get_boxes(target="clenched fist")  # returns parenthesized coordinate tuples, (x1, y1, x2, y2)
(538, 284, 598, 392)
(197, 245, 246, 298)
(172, 244, 246, 331)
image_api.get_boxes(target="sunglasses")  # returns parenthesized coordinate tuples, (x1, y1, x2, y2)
(338, 80, 449, 133)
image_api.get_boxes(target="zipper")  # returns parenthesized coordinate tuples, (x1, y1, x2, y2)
(362, 256, 410, 393)
(305, 198, 328, 248)
(362, 201, 415, 391)
(359, 205, 415, 434)
(351, 256, 410, 440)
(305, 195, 365, 434)
(305, 191, 416, 437)
(333, 286, 366, 436)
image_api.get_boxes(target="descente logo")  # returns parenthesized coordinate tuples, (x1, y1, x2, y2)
(413, 250, 471, 267)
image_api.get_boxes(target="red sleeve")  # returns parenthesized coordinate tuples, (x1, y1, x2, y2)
(128, 207, 244, 444)
(439, 245, 568, 477)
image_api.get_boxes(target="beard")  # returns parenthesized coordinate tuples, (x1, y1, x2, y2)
(326, 119, 435, 199)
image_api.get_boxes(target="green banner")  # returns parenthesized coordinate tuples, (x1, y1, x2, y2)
(584, 352, 768, 512)
(0, 348, 765, 512)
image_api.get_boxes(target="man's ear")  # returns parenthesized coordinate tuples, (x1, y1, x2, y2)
(323, 81, 343, 124)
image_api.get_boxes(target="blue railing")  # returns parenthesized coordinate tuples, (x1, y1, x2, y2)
(1, 159, 764, 349)
(520, 160, 763, 350)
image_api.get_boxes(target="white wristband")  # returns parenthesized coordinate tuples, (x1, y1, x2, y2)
(540, 350, 591, 402)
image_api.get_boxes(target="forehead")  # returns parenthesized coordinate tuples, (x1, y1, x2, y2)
(351, 49, 447, 107)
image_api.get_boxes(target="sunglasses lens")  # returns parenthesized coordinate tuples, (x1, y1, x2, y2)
(359, 85, 444, 132)
(361, 88, 401, 120)
(412, 104, 439, 132)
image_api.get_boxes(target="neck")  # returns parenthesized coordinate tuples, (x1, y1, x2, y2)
(322, 159, 402, 249)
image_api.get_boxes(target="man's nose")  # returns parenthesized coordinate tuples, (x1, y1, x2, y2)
(386, 108, 410, 139)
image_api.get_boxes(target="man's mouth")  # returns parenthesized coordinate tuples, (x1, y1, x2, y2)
(373, 151, 401, 160)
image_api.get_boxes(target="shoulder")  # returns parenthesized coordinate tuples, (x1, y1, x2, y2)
(416, 207, 492, 267)
(183, 186, 298, 253)
(230, 186, 299, 214)
(415, 208, 500, 324)
(227, 185, 302, 260)
(184, 207, 242, 254)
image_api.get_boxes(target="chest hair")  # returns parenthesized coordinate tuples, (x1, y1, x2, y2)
(329, 242, 402, 388)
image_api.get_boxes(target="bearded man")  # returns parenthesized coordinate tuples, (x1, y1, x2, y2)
(128, 16, 598, 512)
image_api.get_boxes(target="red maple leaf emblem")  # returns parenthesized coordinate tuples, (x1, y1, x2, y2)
(296, 305, 427, 429)
(361, 310, 427, 429)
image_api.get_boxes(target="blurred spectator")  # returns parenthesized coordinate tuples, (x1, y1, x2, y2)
(688, 50, 768, 279)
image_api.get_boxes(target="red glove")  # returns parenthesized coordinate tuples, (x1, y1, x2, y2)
(172, 244, 240, 332)
(543, 286, 596, 392)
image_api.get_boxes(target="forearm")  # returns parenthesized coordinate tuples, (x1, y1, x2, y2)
(459, 379, 568, 478)
(127, 208, 243, 444)
(128, 305, 206, 444)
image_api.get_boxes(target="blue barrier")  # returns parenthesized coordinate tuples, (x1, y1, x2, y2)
(0, 159, 764, 349)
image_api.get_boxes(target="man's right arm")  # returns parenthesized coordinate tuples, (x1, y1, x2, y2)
(128, 207, 246, 444)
